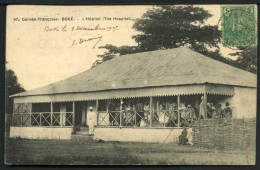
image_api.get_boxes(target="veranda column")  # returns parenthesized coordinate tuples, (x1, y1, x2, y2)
(106, 100, 109, 126)
(204, 92, 207, 119)
(96, 100, 99, 126)
(72, 102, 75, 133)
(120, 98, 123, 127)
(149, 97, 153, 128)
(177, 95, 180, 127)
(29, 104, 32, 126)
(50, 102, 53, 126)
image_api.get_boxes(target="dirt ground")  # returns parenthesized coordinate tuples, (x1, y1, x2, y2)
(5, 136, 255, 165)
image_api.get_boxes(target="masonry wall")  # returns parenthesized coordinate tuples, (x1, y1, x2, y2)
(233, 87, 256, 119)
(94, 128, 183, 143)
(217, 87, 256, 119)
(9, 127, 73, 140)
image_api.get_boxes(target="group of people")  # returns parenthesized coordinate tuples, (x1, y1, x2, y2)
(123, 101, 151, 127)
(200, 96, 233, 119)
(109, 99, 234, 128)
(107, 100, 151, 127)
(86, 97, 233, 136)
(179, 126, 199, 145)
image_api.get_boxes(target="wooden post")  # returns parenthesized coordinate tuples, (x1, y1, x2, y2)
(50, 102, 53, 126)
(39, 113, 42, 126)
(72, 102, 75, 133)
(177, 95, 180, 127)
(106, 100, 109, 126)
(204, 92, 207, 119)
(29, 105, 32, 126)
(120, 98, 123, 127)
(21, 113, 22, 127)
(13, 103, 15, 115)
(96, 100, 99, 126)
(163, 104, 166, 128)
(150, 97, 153, 128)
(135, 110, 137, 127)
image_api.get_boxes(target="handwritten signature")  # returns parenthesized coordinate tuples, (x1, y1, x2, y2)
(69, 36, 103, 48)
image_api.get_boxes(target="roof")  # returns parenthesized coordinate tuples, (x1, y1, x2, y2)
(12, 47, 257, 97)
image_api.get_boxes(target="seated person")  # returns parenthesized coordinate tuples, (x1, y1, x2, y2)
(140, 118, 148, 127)
(179, 127, 188, 145)
(224, 102, 232, 119)
(172, 103, 178, 110)
(158, 104, 169, 124)
(207, 103, 213, 118)
(187, 104, 197, 121)
(215, 103, 223, 119)
(166, 113, 177, 127)
(210, 103, 216, 118)
(144, 102, 150, 121)
(180, 103, 186, 110)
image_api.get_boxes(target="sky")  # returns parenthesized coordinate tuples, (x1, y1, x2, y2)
(6, 5, 237, 91)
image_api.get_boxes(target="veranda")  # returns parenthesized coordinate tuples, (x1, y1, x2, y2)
(11, 93, 231, 130)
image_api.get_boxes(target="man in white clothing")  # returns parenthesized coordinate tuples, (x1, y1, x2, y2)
(87, 107, 96, 136)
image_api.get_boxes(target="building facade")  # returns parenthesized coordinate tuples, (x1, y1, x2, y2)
(9, 47, 257, 143)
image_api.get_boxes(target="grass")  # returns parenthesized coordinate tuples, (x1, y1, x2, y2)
(5, 136, 255, 165)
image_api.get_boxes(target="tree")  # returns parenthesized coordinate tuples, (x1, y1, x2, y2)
(229, 46, 257, 74)
(132, 5, 220, 51)
(93, 5, 222, 67)
(5, 69, 25, 114)
(93, 44, 140, 67)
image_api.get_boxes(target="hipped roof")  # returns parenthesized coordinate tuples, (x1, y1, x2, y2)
(12, 47, 257, 97)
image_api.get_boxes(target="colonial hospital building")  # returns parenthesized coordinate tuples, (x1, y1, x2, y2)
(9, 47, 257, 143)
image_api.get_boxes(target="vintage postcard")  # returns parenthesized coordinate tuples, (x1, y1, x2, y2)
(5, 5, 257, 165)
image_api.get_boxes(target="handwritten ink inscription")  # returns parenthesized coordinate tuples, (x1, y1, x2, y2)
(44, 24, 119, 32)
(43, 24, 118, 48)
(70, 36, 103, 48)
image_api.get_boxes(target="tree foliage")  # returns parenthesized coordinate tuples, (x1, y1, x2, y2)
(132, 5, 220, 51)
(5, 69, 25, 114)
(92, 45, 140, 66)
(92, 5, 256, 74)
(93, 5, 221, 67)
(229, 46, 257, 74)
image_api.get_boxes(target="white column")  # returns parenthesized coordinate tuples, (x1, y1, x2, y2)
(72, 102, 75, 133)
(120, 98, 123, 127)
(96, 100, 99, 126)
(150, 97, 153, 128)
(177, 95, 180, 127)
(50, 102, 53, 126)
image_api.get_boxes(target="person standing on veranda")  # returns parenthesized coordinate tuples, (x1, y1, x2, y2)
(199, 96, 206, 119)
(87, 107, 96, 136)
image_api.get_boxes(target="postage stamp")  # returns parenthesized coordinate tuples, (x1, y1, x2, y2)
(221, 5, 257, 47)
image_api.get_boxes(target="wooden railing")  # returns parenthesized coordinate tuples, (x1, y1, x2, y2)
(11, 112, 73, 127)
(97, 108, 195, 128)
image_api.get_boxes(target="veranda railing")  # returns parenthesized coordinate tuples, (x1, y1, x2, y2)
(97, 108, 195, 128)
(11, 112, 73, 127)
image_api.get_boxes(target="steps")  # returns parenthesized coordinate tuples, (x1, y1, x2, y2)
(79, 126, 89, 131)
(71, 134, 93, 140)
(71, 126, 92, 140)
(76, 131, 89, 135)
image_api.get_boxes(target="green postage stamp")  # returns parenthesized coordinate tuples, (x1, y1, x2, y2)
(221, 5, 257, 47)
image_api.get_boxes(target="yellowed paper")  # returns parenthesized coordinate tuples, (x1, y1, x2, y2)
(5, 5, 257, 165)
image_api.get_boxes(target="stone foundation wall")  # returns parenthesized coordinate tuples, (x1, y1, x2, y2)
(9, 127, 73, 140)
(94, 127, 183, 143)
